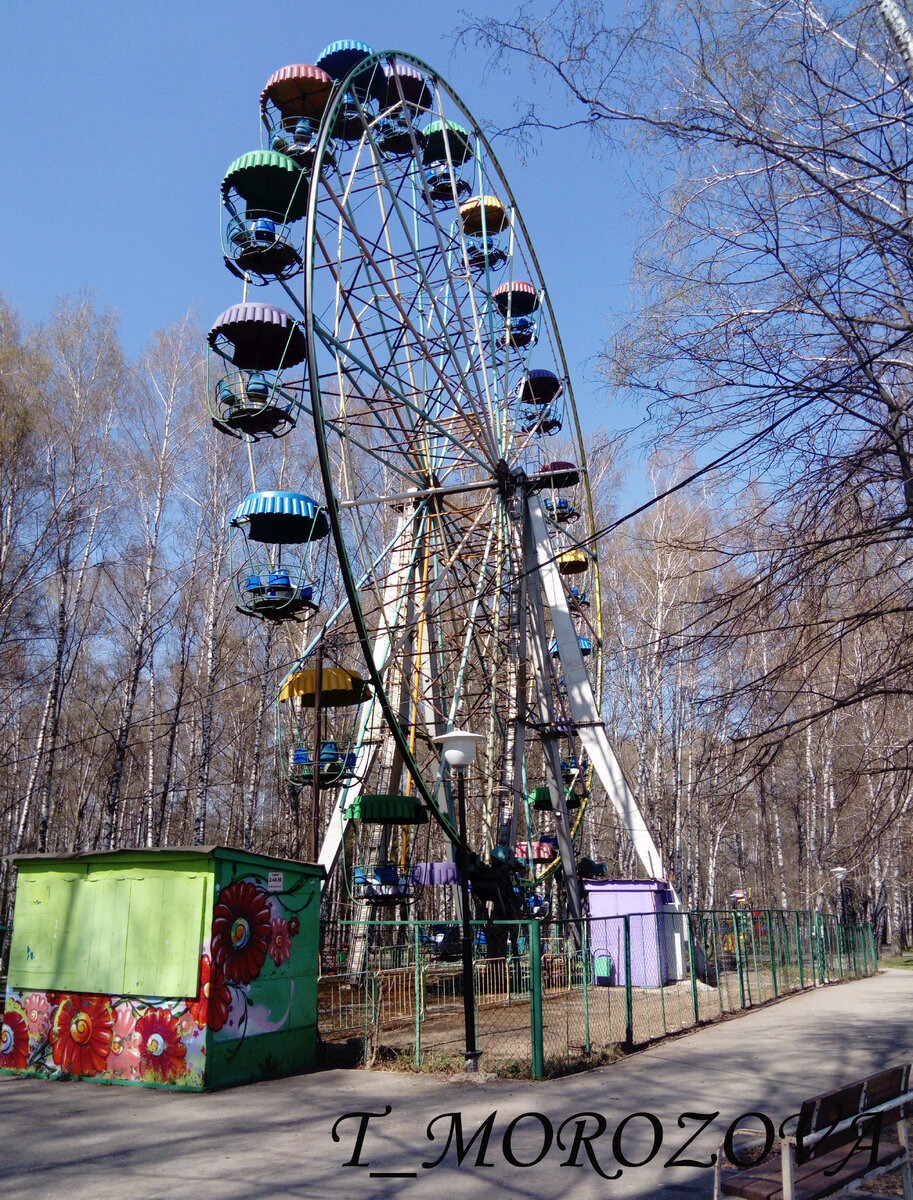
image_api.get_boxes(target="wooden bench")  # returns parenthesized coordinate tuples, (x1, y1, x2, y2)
(714, 1063, 913, 1200)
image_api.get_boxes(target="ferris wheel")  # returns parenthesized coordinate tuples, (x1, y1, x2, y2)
(208, 43, 666, 930)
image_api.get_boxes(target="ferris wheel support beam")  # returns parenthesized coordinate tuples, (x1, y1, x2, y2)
(522, 509, 584, 938)
(499, 494, 527, 854)
(315, 507, 429, 886)
(526, 493, 667, 882)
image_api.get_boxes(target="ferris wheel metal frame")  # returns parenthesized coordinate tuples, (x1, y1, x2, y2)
(211, 46, 669, 934)
(284, 50, 666, 917)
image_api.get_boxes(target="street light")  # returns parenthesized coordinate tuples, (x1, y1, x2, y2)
(830, 867, 849, 924)
(434, 730, 485, 1072)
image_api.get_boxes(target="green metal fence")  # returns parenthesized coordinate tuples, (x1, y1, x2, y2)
(318, 910, 876, 1078)
(0, 924, 11, 994)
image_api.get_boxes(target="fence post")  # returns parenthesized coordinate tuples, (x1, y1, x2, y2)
(795, 912, 804, 988)
(623, 914, 634, 1050)
(836, 917, 845, 979)
(816, 912, 826, 983)
(414, 923, 421, 1068)
(767, 910, 778, 998)
(734, 912, 747, 1009)
(530, 920, 544, 1079)
(582, 920, 591, 1056)
(869, 924, 877, 972)
(687, 913, 701, 1026)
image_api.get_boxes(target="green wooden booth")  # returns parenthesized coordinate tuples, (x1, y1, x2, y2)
(0, 846, 324, 1090)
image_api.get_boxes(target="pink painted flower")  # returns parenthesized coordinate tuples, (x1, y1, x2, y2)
(23, 993, 51, 1039)
(107, 1004, 140, 1079)
(177, 1010, 195, 1039)
(269, 917, 291, 966)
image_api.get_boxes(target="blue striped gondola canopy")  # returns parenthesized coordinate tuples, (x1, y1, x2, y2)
(315, 39, 380, 98)
(230, 491, 329, 543)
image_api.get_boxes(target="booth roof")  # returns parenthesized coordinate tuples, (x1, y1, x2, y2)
(10, 845, 325, 875)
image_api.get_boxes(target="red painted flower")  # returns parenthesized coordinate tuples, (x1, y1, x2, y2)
(269, 918, 292, 966)
(0, 1007, 29, 1070)
(211, 881, 272, 984)
(188, 953, 231, 1032)
(50, 994, 114, 1076)
(288, 917, 300, 936)
(136, 1009, 187, 1083)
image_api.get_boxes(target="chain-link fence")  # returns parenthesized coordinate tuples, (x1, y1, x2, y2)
(318, 910, 876, 1077)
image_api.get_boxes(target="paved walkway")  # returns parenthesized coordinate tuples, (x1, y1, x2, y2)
(2, 969, 911, 1200)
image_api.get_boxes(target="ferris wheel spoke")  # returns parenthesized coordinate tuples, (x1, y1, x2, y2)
(315, 327, 495, 474)
(316, 175, 502, 461)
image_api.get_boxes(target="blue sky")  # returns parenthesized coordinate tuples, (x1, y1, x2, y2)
(1, 1, 638, 441)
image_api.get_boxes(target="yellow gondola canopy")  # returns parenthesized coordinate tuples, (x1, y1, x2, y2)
(279, 666, 371, 707)
(459, 195, 509, 235)
(558, 550, 589, 575)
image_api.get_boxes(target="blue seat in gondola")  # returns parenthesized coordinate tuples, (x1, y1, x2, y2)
(344, 751, 357, 770)
(294, 118, 314, 144)
(250, 217, 276, 245)
(354, 866, 368, 886)
(268, 569, 291, 589)
(425, 164, 471, 204)
(217, 378, 236, 406)
(501, 314, 537, 347)
(319, 740, 340, 763)
(244, 574, 263, 592)
(374, 865, 399, 886)
(465, 235, 507, 270)
(293, 748, 312, 766)
(246, 372, 269, 400)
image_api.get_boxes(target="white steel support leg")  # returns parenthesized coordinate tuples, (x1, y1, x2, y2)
(498, 492, 528, 855)
(317, 511, 419, 882)
(523, 514, 584, 932)
(527, 494, 666, 880)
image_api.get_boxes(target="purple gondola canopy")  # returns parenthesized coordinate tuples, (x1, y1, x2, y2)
(538, 460, 580, 488)
(410, 861, 460, 886)
(382, 61, 433, 109)
(519, 369, 562, 406)
(208, 303, 306, 371)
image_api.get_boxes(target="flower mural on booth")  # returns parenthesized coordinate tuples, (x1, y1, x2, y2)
(23, 993, 51, 1040)
(0, 1005, 29, 1070)
(108, 1004, 140, 1079)
(136, 1008, 187, 1083)
(211, 881, 272, 984)
(188, 954, 231, 1032)
(2, 869, 313, 1087)
(50, 994, 115, 1076)
(269, 918, 291, 966)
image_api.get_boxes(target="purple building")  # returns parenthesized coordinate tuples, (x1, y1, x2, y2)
(584, 879, 679, 987)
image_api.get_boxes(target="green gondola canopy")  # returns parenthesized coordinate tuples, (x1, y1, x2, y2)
(344, 794, 429, 825)
(422, 119, 473, 165)
(222, 151, 309, 222)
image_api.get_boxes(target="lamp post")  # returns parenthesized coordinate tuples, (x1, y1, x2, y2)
(434, 730, 485, 1072)
(830, 867, 849, 925)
